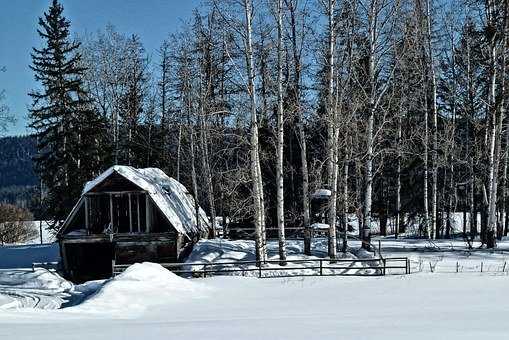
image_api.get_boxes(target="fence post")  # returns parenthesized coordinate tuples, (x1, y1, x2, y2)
(203, 264, 207, 278)
(320, 260, 323, 276)
(456, 262, 459, 273)
(503, 262, 507, 273)
(378, 240, 381, 257)
(259, 261, 262, 278)
(481, 262, 483, 273)
(406, 258, 410, 274)
(382, 258, 386, 276)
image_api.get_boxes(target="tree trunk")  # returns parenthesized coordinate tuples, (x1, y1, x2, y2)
(396, 112, 402, 237)
(502, 123, 509, 236)
(244, 0, 267, 262)
(325, 0, 338, 259)
(362, 0, 378, 251)
(276, 0, 286, 264)
(485, 0, 508, 248)
(423, 0, 438, 240)
(189, 124, 201, 232)
(341, 155, 349, 252)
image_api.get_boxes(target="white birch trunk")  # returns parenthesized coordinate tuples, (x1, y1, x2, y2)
(244, 0, 267, 262)
(485, 0, 505, 248)
(396, 112, 402, 238)
(425, 0, 438, 240)
(276, 0, 286, 263)
(325, 0, 338, 259)
(362, 0, 377, 250)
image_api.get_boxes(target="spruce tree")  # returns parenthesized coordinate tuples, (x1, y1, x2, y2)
(29, 0, 104, 229)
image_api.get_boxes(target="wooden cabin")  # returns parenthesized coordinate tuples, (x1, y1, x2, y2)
(57, 166, 210, 282)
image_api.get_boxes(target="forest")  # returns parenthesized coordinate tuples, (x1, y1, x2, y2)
(1, 0, 508, 261)
(0, 136, 38, 208)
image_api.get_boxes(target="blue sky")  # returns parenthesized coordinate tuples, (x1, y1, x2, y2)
(0, 0, 201, 136)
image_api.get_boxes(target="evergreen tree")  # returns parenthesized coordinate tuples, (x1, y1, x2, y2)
(29, 0, 104, 229)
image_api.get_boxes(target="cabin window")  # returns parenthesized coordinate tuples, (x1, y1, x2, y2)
(65, 191, 174, 235)
(85, 192, 152, 234)
(64, 171, 176, 235)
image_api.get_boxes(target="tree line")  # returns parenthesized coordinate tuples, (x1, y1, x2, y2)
(28, 0, 509, 262)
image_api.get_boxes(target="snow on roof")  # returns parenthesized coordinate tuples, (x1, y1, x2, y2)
(311, 188, 332, 199)
(310, 223, 330, 230)
(82, 165, 210, 237)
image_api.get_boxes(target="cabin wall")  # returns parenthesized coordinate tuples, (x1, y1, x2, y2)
(60, 232, 193, 282)
(115, 239, 178, 264)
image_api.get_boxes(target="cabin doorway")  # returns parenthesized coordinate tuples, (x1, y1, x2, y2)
(63, 241, 114, 282)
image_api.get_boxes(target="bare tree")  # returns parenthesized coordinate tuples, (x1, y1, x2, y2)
(275, 0, 287, 262)
(0, 67, 14, 135)
(485, 0, 508, 248)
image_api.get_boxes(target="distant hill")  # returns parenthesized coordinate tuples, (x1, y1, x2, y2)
(0, 135, 38, 208)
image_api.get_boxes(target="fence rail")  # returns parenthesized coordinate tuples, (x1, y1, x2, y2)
(32, 261, 60, 272)
(412, 260, 509, 274)
(113, 257, 410, 278)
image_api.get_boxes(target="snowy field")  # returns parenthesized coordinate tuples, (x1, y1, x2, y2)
(0, 263, 508, 340)
(1, 237, 509, 339)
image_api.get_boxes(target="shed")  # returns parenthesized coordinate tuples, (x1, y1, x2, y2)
(57, 165, 210, 282)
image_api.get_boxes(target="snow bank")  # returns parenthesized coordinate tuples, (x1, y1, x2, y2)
(0, 269, 72, 309)
(117, 262, 194, 287)
(0, 269, 71, 291)
(77, 262, 206, 316)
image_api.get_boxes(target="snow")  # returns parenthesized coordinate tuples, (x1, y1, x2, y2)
(0, 267, 508, 339)
(310, 222, 330, 230)
(185, 239, 381, 277)
(0, 243, 60, 269)
(311, 188, 331, 198)
(0, 269, 72, 309)
(75, 262, 207, 316)
(373, 237, 509, 273)
(1, 239, 509, 338)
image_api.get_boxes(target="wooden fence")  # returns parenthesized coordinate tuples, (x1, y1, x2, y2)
(113, 257, 410, 278)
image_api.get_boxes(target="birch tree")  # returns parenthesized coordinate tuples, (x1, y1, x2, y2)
(359, 0, 399, 249)
(285, 0, 312, 255)
(275, 0, 287, 262)
(319, 0, 339, 259)
(485, 0, 508, 248)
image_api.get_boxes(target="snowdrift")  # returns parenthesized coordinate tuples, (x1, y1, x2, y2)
(0, 268, 72, 309)
(77, 262, 206, 315)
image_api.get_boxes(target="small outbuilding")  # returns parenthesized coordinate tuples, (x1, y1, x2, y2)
(57, 165, 210, 282)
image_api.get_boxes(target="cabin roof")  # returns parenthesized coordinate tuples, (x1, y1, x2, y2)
(64, 165, 210, 237)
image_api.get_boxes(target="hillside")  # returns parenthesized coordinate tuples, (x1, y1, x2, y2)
(0, 135, 38, 208)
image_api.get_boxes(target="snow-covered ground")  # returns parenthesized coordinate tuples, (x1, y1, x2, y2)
(0, 243, 60, 269)
(187, 237, 509, 275)
(1, 237, 509, 339)
(0, 262, 507, 340)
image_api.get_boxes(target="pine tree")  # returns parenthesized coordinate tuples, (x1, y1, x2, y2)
(29, 0, 104, 229)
